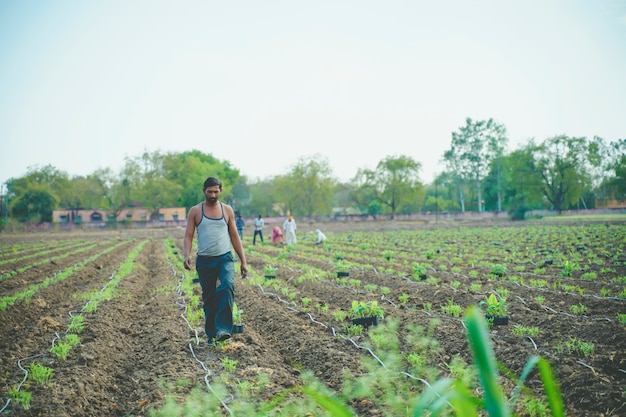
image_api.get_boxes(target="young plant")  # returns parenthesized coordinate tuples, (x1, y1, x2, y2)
(50, 334, 80, 360)
(67, 314, 85, 333)
(569, 303, 588, 315)
(480, 293, 508, 317)
(264, 265, 277, 276)
(300, 297, 312, 310)
(332, 310, 348, 322)
(349, 300, 384, 319)
(221, 357, 239, 371)
(560, 260, 578, 277)
(232, 303, 244, 325)
(411, 262, 428, 280)
(441, 300, 462, 317)
(9, 386, 31, 410)
(490, 263, 507, 277)
(315, 302, 329, 314)
(345, 323, 364, 336)
(28, 362, 54, 385)
(398, 293, 410, 307)
(511, 325, 540, 337)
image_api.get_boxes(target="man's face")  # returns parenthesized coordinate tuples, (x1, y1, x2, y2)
(203, 185, 221, 204)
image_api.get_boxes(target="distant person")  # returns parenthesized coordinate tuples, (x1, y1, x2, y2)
(271, 226, 284, 244)
(315, 229, 326, 245)
(235, 212, 245, 239)
(283, 215, 297, 245)
(183, 176, 248, 346)
(253, 215, 264, 245)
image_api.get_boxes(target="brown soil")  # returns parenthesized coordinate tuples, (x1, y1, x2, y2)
(0, 220, 625, 416)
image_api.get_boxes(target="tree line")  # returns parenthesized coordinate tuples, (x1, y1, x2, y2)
(1, 118, 624, 225)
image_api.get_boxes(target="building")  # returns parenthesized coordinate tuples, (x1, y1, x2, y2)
(52, 207, 186, 223)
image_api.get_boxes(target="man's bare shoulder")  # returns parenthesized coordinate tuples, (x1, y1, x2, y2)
(187, 203, 203, 219)
(222, 203, 235, 220)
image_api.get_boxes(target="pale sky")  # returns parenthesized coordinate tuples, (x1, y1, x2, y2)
(1, 0, 625, 187)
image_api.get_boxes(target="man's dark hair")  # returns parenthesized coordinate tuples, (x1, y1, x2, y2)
(203, 177, 222, 189)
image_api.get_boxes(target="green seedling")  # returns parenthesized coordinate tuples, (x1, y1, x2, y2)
(441, 300, 462, 317)
(480, 293, 508, 317)
(569, 303, 588, 315)
(221, 357, 239, 371)
(28, 362, 54, 385)
(9, 386, 31, 410)
(67, 314, 85, 333)
(511, 325, 540, 337)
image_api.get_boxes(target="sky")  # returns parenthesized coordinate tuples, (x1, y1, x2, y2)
(1, 0, 625, 188)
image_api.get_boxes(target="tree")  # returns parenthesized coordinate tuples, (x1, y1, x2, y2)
(90, 168, 131, 221)
(588, 137, 626, 203)
(525, 136, 590, 213)
(10, 187, 58, 222)
(274, 155, 335, 216)
(7, 165, 69, 207)
(352, 155, 423, 218)
(444, 118, 508, 212)
(422, 174, 458, 213)
(498, 148, 545, 219)
(163, 150, 242, 210)
(246, 179, 280, 217)
(442, 147, 467, 212)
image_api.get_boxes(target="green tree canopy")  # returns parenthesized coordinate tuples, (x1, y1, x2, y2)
(274, 155, 335, 216)
(444, 118, 508, 212)
(10, 186, 58, 222)
(352, 155, 423, 218)
(525, 135, 590, 213)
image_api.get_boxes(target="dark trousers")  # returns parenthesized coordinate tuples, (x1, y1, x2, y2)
(195, 252, 235, 340)
(253, 229, 263, 244)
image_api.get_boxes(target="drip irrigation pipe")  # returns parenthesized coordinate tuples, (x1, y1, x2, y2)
(166, 260, 231, 414)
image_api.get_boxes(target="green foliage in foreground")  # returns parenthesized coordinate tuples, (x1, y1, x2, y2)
(150, 306, 564, 417)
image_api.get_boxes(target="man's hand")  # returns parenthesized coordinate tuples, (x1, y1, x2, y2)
(240, 263, 248, 279)
(184, 257, 192, 271)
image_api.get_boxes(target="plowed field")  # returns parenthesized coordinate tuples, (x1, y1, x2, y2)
(1, 220, 624, 416)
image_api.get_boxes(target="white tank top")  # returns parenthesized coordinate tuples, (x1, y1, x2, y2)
(196, 203, 231, 256)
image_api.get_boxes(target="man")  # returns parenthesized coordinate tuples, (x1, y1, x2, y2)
(315, 229, 326, 244)
(235, 212, 245, 239)
(184, 176, 248, 345)
(253, 214, 264, 245)
(283, 215, 297, 245)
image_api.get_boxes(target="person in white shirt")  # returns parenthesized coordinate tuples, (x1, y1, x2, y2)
(253, 215, 264, 245)
(315, 229, 326, 244)
(283, 215, 297, 245)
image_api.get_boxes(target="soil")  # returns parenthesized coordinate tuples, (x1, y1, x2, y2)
(0, 219, 625, 416)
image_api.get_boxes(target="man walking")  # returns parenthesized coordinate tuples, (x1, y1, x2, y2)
(183, 177, 248, 345)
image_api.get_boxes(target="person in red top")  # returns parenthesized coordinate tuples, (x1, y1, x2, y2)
(271, 226, 284, 244)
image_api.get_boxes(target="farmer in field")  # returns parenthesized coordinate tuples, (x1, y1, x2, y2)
(253, 214, 264, 245)
(183, 176, 248, 345)
(314, 229, 326, 244)
(271, 226, 284, 244)
(235, 212, 245, 239)
(283, 215, 297, 245)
